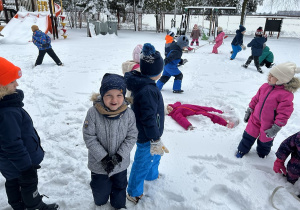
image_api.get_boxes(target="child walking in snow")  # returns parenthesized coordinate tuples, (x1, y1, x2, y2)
(259, 44, 274, 68)
(236, 62, 300, 158)
(166, 102, 237, 130)
(82, 73, 138, 209)
(122, 44, 142, 98)
(212, 26, 225, 54)
(156, 35, 189, 93)
(31, 25, 63, 66)
(124, 43, 168, 204)
(273, 131, 300, 185)
(165, 30, 175, 57)
(230, 25, 246, 60)
(0, 57, 59, 210)
(190, 24, 201, 46)
(242, 27, 267, 73)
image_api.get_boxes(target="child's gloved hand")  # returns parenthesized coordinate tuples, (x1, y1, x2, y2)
(244, 107, 253, 123)
(273, 158, 287, 175)
(265, 124, 281, 138)
(150, 139, 169, 156)
(101, 155, 114, 173)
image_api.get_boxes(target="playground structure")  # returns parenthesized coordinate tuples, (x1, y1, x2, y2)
(0, 0, 63, 40)
(180, 6, 236, 39)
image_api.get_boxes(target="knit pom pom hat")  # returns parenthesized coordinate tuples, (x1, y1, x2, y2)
(31, 25, 39, 32)
(269, 62, 300, 85)
(132, 44, 143, 63)
(140, 43, 164, 77)
(255, 26, 263, 36)
(239, 25, 246, 32)
(167, 30, 175, 37)
(0, 57, 22, 86)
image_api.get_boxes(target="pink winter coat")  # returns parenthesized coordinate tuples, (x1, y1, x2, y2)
(168, 102, 227, 130)
(215, 31, 225, 45)
(246, 83, 294, 142)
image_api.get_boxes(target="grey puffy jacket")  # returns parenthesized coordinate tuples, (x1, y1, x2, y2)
(82, 100, 138, 177)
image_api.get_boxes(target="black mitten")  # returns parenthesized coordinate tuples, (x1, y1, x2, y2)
(105, 161, 115, 174)
(111, 154, 122, 166)
(42, 43, 49, 48)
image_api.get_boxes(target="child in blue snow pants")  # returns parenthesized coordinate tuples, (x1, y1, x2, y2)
(127, 142, 161, 197)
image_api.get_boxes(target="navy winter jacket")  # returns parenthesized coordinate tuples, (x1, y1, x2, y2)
(0, 90, 44, 180)
(247, 36, 267, 57)
(231, 30, 244, 46)
(164, 42, 183, 66)
(124, 71, 164, 143)
(32, 30, 52, 50)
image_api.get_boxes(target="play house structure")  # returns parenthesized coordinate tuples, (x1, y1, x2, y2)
(0, 0, 63, 39)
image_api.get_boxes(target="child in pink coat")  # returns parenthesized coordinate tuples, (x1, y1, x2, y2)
(236, 62, 300, 158)
(212, 27, 225, 54)
(166, 102, 236, 130)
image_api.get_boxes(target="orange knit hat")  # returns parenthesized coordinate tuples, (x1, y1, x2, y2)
(0, 57, 22, 86)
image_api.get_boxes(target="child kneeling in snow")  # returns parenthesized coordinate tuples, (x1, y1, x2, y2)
(166, 102, 237, 130)
(82, 73, 138, 209)
(236, 62, 300, 158)
(273, 132, 300, 185)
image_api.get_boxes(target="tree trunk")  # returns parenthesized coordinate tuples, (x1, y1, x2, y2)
(240, 0, 249, 26)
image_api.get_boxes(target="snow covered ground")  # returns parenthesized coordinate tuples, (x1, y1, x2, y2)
(0, 28, 300, 210)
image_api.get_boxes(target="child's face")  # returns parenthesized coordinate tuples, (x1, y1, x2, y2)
(103, 89, 124, 111)
(6, 80, 18, 93)
(268, 73, 278, 85)
(242, 31, 246, 34)
(167, 105, 173, 114)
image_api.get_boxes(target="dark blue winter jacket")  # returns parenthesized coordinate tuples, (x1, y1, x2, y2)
(231, 30, 244, 46)
(124, 71, 164, 143)
(32, 30, 52, 50)
(0, 90, 44, 180)
(164, 42, 183, 69)
(247, 36, 267, 57)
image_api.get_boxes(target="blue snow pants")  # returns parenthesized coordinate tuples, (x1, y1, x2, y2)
(230, 44, 242, 60)
(127, 141, 161, 197)
(90, 170, 127, 209)
(156, 67, 183, 91)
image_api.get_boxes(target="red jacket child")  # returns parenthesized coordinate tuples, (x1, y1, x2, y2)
(167, 102, 234, 130)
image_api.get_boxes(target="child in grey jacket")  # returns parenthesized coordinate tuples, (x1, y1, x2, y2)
(82, 73, 138, 209)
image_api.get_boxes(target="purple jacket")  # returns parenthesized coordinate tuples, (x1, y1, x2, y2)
(246, 83, 294, 142)
(276, 132, 300, 178)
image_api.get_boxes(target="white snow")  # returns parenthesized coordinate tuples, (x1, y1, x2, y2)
(0, 26, 300, 210)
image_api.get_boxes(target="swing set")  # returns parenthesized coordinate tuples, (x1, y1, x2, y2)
(180, 6, 236, 39)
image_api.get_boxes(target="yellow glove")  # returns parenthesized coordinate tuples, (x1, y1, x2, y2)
(150, 139, 169, 156)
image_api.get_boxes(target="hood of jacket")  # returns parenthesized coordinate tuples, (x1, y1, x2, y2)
(124, 70, 156, 94)
(284, 77, 300, 93)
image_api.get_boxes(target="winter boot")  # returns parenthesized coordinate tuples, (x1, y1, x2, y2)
(257, 68, 263, 74)
(173, 90, 184, 93)
(241, 64, 248, 69)
(190, 41, 194, 46)
(126, 194, 143, 205)
(196, 41, 199, 46)
(235, 151, 244, 158)
(27, 201, 59, 210)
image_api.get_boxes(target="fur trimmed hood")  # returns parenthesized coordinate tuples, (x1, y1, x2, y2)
(284, 77, 300, 93)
